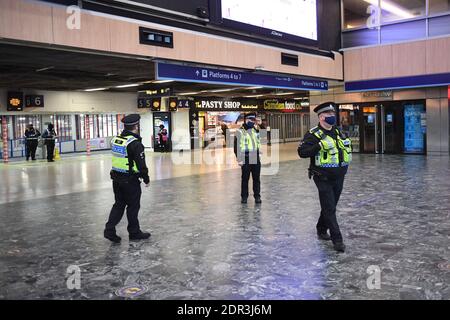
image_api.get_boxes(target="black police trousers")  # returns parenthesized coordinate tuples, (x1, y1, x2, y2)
(46, 141, 55, 161)
(105, 178, 142, 235)
(241, 163, 261, 199)
(313, 174, 345, 243)
(26, 140, 38, 160)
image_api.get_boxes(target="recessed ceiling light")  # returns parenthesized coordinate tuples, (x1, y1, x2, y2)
(274, 92, 295, 96)
(84, 88, 107, 92)
(35, 66, 54, 72)
(244, 94, 264, 98)
(115, 83, 140, 88)
(244, 86, 263, 90)
(178, 92, 201, 95)
(209, 88, 236, 93)
(153, 80, 175, 83)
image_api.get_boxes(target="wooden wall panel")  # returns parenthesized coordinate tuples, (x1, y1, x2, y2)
(344, 49, 363, 82)
(0, 0, 53, 44)
(426, 37, 450, 74)
(361, 45, 393, 79)
(109, 19, 156, 56)
(52, 6, 111, 52)
(392, 41, 426, 77)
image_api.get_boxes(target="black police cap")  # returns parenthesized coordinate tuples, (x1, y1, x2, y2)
(244, 112, 257, 119)
(121, 114, 141, 125)
(313, 102, 337, 115)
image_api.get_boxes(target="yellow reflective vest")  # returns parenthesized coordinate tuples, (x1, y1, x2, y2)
(310, 126, 352, 168)
(239, 127, 261, 152)
(111, 135, 139, 173)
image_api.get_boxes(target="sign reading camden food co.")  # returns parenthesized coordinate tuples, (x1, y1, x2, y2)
(194, 98, 260, 111)
(263, 99, 303, 112)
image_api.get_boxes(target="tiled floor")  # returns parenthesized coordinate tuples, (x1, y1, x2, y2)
(0, 144, 449, 299)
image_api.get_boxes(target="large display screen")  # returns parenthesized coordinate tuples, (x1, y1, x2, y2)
(220, 0, 317, 41)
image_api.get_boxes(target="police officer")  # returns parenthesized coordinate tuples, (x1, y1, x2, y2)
(104, 114, 151, 243)
(42, 123, 57, 162)
(24, 123, 41, 161)
(234, 113, 262, 204)
(298, 102, 352, 253)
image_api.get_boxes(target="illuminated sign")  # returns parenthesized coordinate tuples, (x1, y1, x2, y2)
(157, 62, 328, 91)
(263, 100, 303, 112)
(7, 92, 24, 111)
(194, 98, 259, 111)
(168, 98, 178, 112)
(25, 95, 44, 108)
(151, 98, 161, 111)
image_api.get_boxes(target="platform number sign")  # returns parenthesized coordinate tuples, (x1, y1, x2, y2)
(25, 95, 44, 108)
(177, 99, 192, 109)
(7, 91, 24, 111)
(138, 97, 152, 108)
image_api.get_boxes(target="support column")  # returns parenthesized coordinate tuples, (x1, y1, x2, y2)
(85, 115, 91, 156)
(2, 116, 9, 163)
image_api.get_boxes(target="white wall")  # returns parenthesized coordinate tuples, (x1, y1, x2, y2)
(171, 110, 190, 151)
(140, 112, 154, 150)
(0, 88, 140, 114)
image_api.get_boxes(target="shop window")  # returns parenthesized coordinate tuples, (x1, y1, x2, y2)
(342, 28, 379, 47)
(429, 0, 450, 14)
(13, 115, 41, 140)
(53, 115, 72, 142)
(343, 0, 379, 30)
(428, 14, 450, 36)
(380, 0, 426, 23)
(380, 19, 426, 43)
(76, 114, 124, 140)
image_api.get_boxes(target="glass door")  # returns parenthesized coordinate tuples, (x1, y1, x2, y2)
(361, 106, 377, 153)
(380, 103, 403, 154)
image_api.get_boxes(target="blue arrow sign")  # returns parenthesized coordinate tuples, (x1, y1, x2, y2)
(156, 62, 328, 91)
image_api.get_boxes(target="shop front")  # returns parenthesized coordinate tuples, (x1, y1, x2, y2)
(337, 100, 426, 155)
(189, 97, 310, 149)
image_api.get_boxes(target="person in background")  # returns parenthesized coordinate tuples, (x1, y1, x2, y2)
(24, 123, 40, 161)
(41, 123, 57, 162)
(234, 113, 262, 204)
(158, 124, 168, 152)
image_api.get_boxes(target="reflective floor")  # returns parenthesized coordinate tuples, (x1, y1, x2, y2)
(0, 144, 449, 300)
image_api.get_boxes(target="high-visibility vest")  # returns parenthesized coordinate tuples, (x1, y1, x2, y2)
(239, 128, 261, 152)
(111, 135, 139, 173)
(310, 126, 352, 168)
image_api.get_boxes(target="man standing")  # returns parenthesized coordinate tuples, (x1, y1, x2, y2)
(42, 123, 57, 162)
(298, 102, 352, 253)
(104, 114, 151, 243)
(24, 123, 40, 161)
(234, 113, 262, 204)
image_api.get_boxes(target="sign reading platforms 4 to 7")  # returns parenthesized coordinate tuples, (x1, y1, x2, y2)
(156, 62, 328, 91)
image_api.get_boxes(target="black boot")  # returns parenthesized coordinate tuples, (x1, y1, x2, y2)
(333, 242, 346, 253)
(255, 197, 262, 204)
(129, 231, 151, 241)
(241, 198, 247, 204)
(317, 232, 332, 241)
(104, 230, 121, 243)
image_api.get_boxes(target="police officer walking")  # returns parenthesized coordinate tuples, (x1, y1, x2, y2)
(298, 102, 352, 252)
(42, 123, 57, 162)
(104, 114, 151, 243)
(24, 123, 41, 161)
(234, 113, 262, 204)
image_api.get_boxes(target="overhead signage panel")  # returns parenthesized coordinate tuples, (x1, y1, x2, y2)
(156, 62, 328, 91)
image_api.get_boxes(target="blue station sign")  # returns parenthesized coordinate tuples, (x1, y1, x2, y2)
(156, 62, 328, 91)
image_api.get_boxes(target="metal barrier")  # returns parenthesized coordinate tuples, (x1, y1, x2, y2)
(0, 137, 112, 159)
